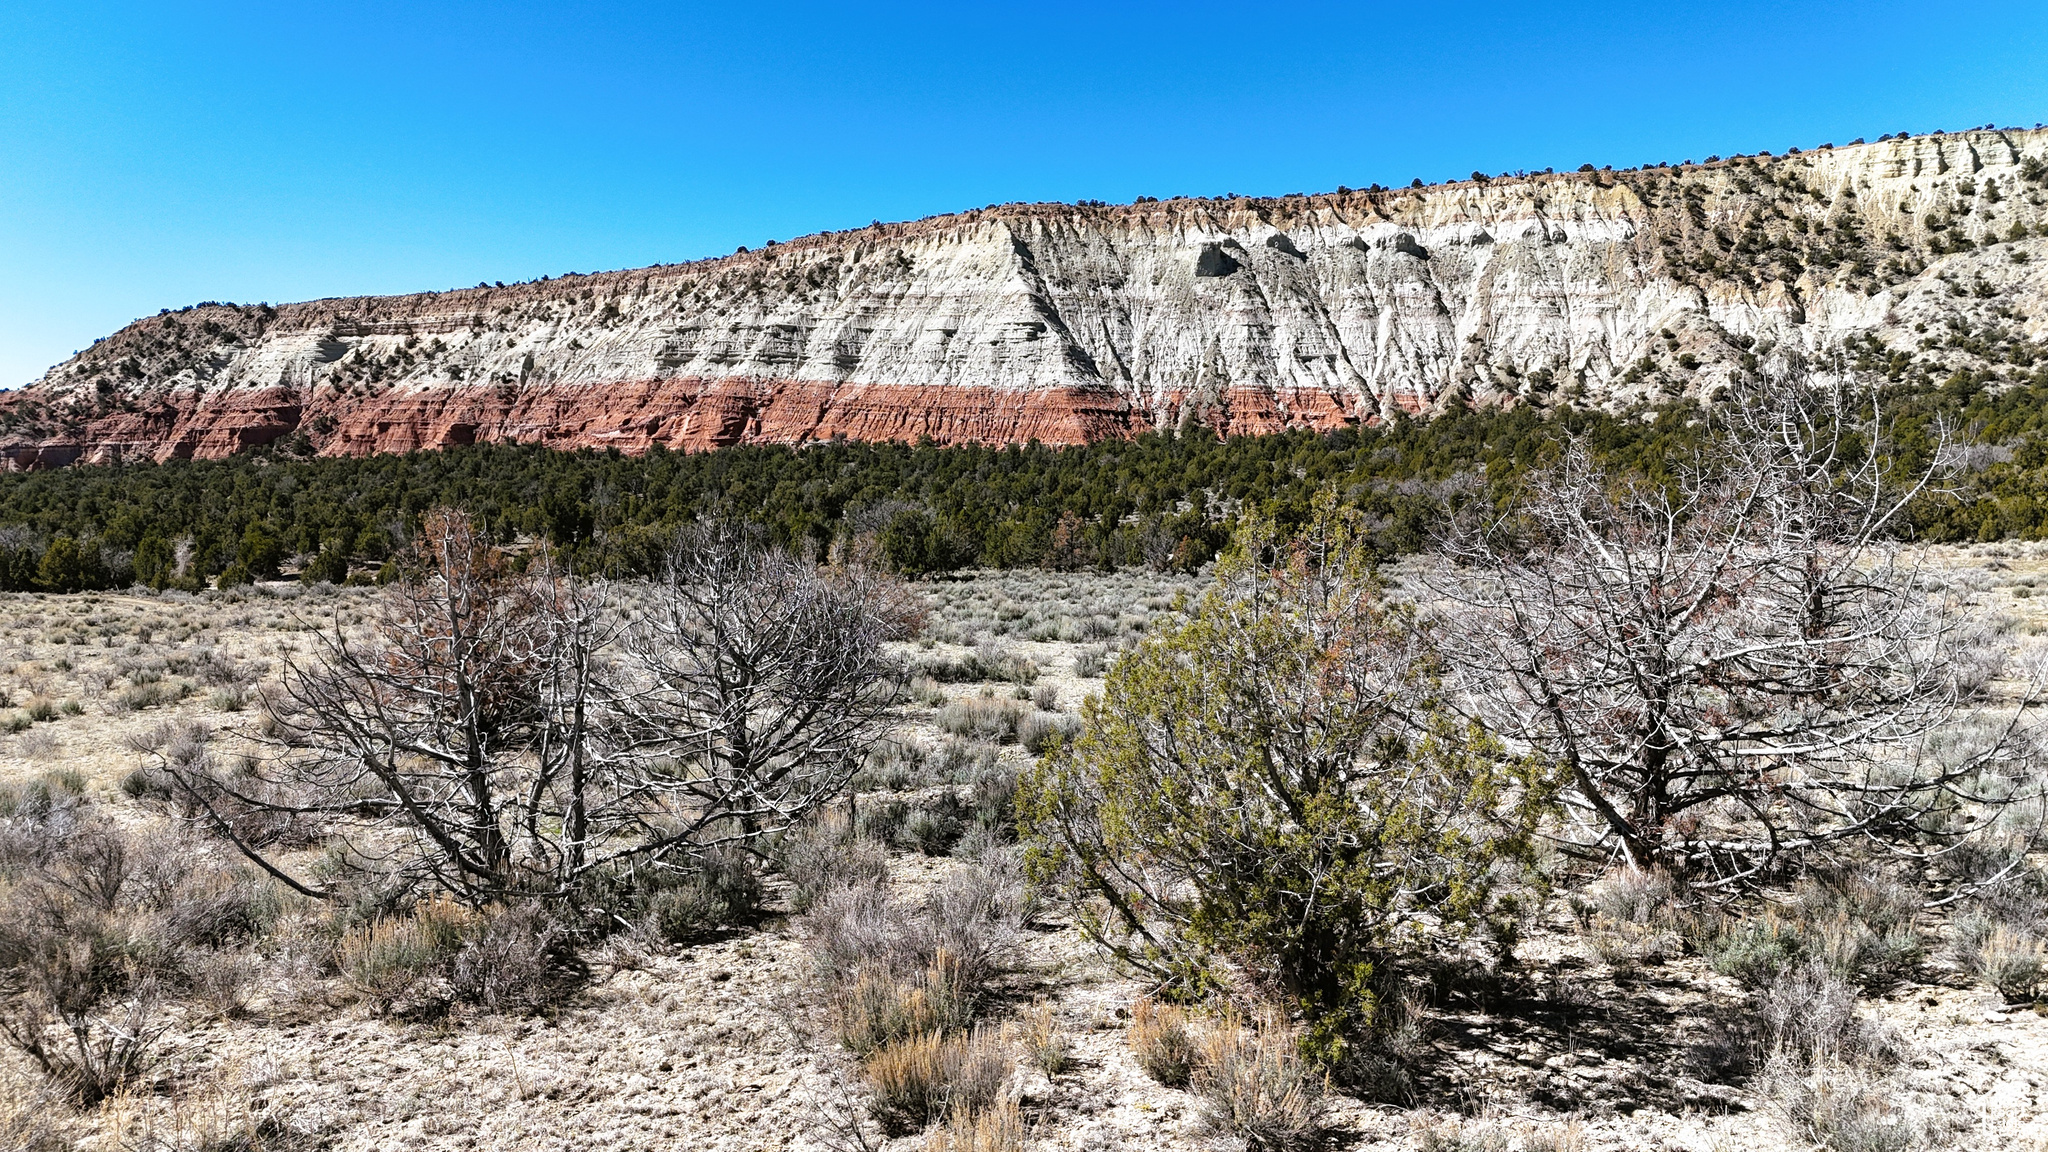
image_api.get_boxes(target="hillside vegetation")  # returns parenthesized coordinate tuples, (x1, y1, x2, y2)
(0, 367, 2042, 590)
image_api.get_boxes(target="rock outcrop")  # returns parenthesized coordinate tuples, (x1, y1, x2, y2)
(9, 129, 2048, 465)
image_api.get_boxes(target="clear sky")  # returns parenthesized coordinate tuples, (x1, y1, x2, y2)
(3, 1, 2045, 387)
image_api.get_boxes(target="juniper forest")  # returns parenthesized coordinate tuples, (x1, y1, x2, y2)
(3, 357, 2047, 592)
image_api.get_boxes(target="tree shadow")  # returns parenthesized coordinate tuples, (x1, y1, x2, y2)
(1398, 955, 1750, 1115)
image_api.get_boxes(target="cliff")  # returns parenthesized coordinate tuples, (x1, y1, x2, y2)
(9, 128, 2048, 466)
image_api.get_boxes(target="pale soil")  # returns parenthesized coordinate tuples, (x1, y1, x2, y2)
(0, 557, 2044, 1151)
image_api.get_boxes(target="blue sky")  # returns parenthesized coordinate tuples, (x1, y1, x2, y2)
(3, 1, 2045, 387)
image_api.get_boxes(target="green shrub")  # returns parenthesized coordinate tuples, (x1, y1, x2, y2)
(1023, 504, 1553, 1064)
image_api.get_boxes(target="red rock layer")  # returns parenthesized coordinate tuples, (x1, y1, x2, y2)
(13, 378, 1371, 468)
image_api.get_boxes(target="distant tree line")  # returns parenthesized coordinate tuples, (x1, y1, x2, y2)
(0, 368, 2042, 591)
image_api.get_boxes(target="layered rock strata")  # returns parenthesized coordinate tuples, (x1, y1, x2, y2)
(9, 129, 2048, 465)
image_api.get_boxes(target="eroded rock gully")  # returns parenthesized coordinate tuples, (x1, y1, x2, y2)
(9, 129, 2048, 466)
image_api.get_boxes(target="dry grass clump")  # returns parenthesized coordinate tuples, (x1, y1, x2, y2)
(337, 895, 476, 1009)
(926, 1095, 1029, 1152)
(1763, 1062, 1965, 1152)
(863, 1026, 1013, 1137)
(832, 951, 977, 1056)
(1194, 1015, 1328, 1152)
(338, 897, 578, 1016)
(1128, 998, 1200, 1087)
(1954, 917, 2045, 1003)
(1017, 998, 1070, 1076)
(0, 1084, 71, 1151)
(1409, 1121, 1510, 1152)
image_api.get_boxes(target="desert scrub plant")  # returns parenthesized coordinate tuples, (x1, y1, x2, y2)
(938, 693, 1027, 744)
(907, 675, 948, 708)
(927, 1095, 1028, 1152)
(806, 861, 1026, 1056)
(830, 951, 977, 1055)
(968, 760, 1020, 838)
(901, 803, 965, 856)
(0, 897, 166, 1105)
(1757, 963, 1900, 1068)
(336, 895, 475, 1011)
(1128, 998, 1200, 1087)
(110, 681, 187, 713)
(641, 849, 764, 942)
(953, 647, 1040, 685)
(855, 797, 910, 845)
(862, 1026, 1013, 1137)
(1195, 1015, 1329, 1152)
(1706, 913, 1808, 988)
(1764, 1060, 1965, 1152)
(1016, 709, 1079, 754)
(0, 1083, 69, 1151)
(1072, 644, 1112, 679)
(1018, 998, 1070, 1076)
(773, 812, 890, 915)
(0, 815, 220, 1105)
(1706, 875, 1925, 992)
(1970, 925, 2046, 1003)
(1023, 501, 1553, 1066)
(1410, 1121, 1512, 1152)
(450, 902, 580, 1014)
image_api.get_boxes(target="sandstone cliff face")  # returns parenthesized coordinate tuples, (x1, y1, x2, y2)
(10, 129, 2048, 465)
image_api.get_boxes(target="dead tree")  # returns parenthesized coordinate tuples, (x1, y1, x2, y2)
(154, 513, 905, 906)
(614, 530, 903, 851)
(252, 510, 559, 902)
(153, 511, 614, 904)
(1426, 380, 2043, 888)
